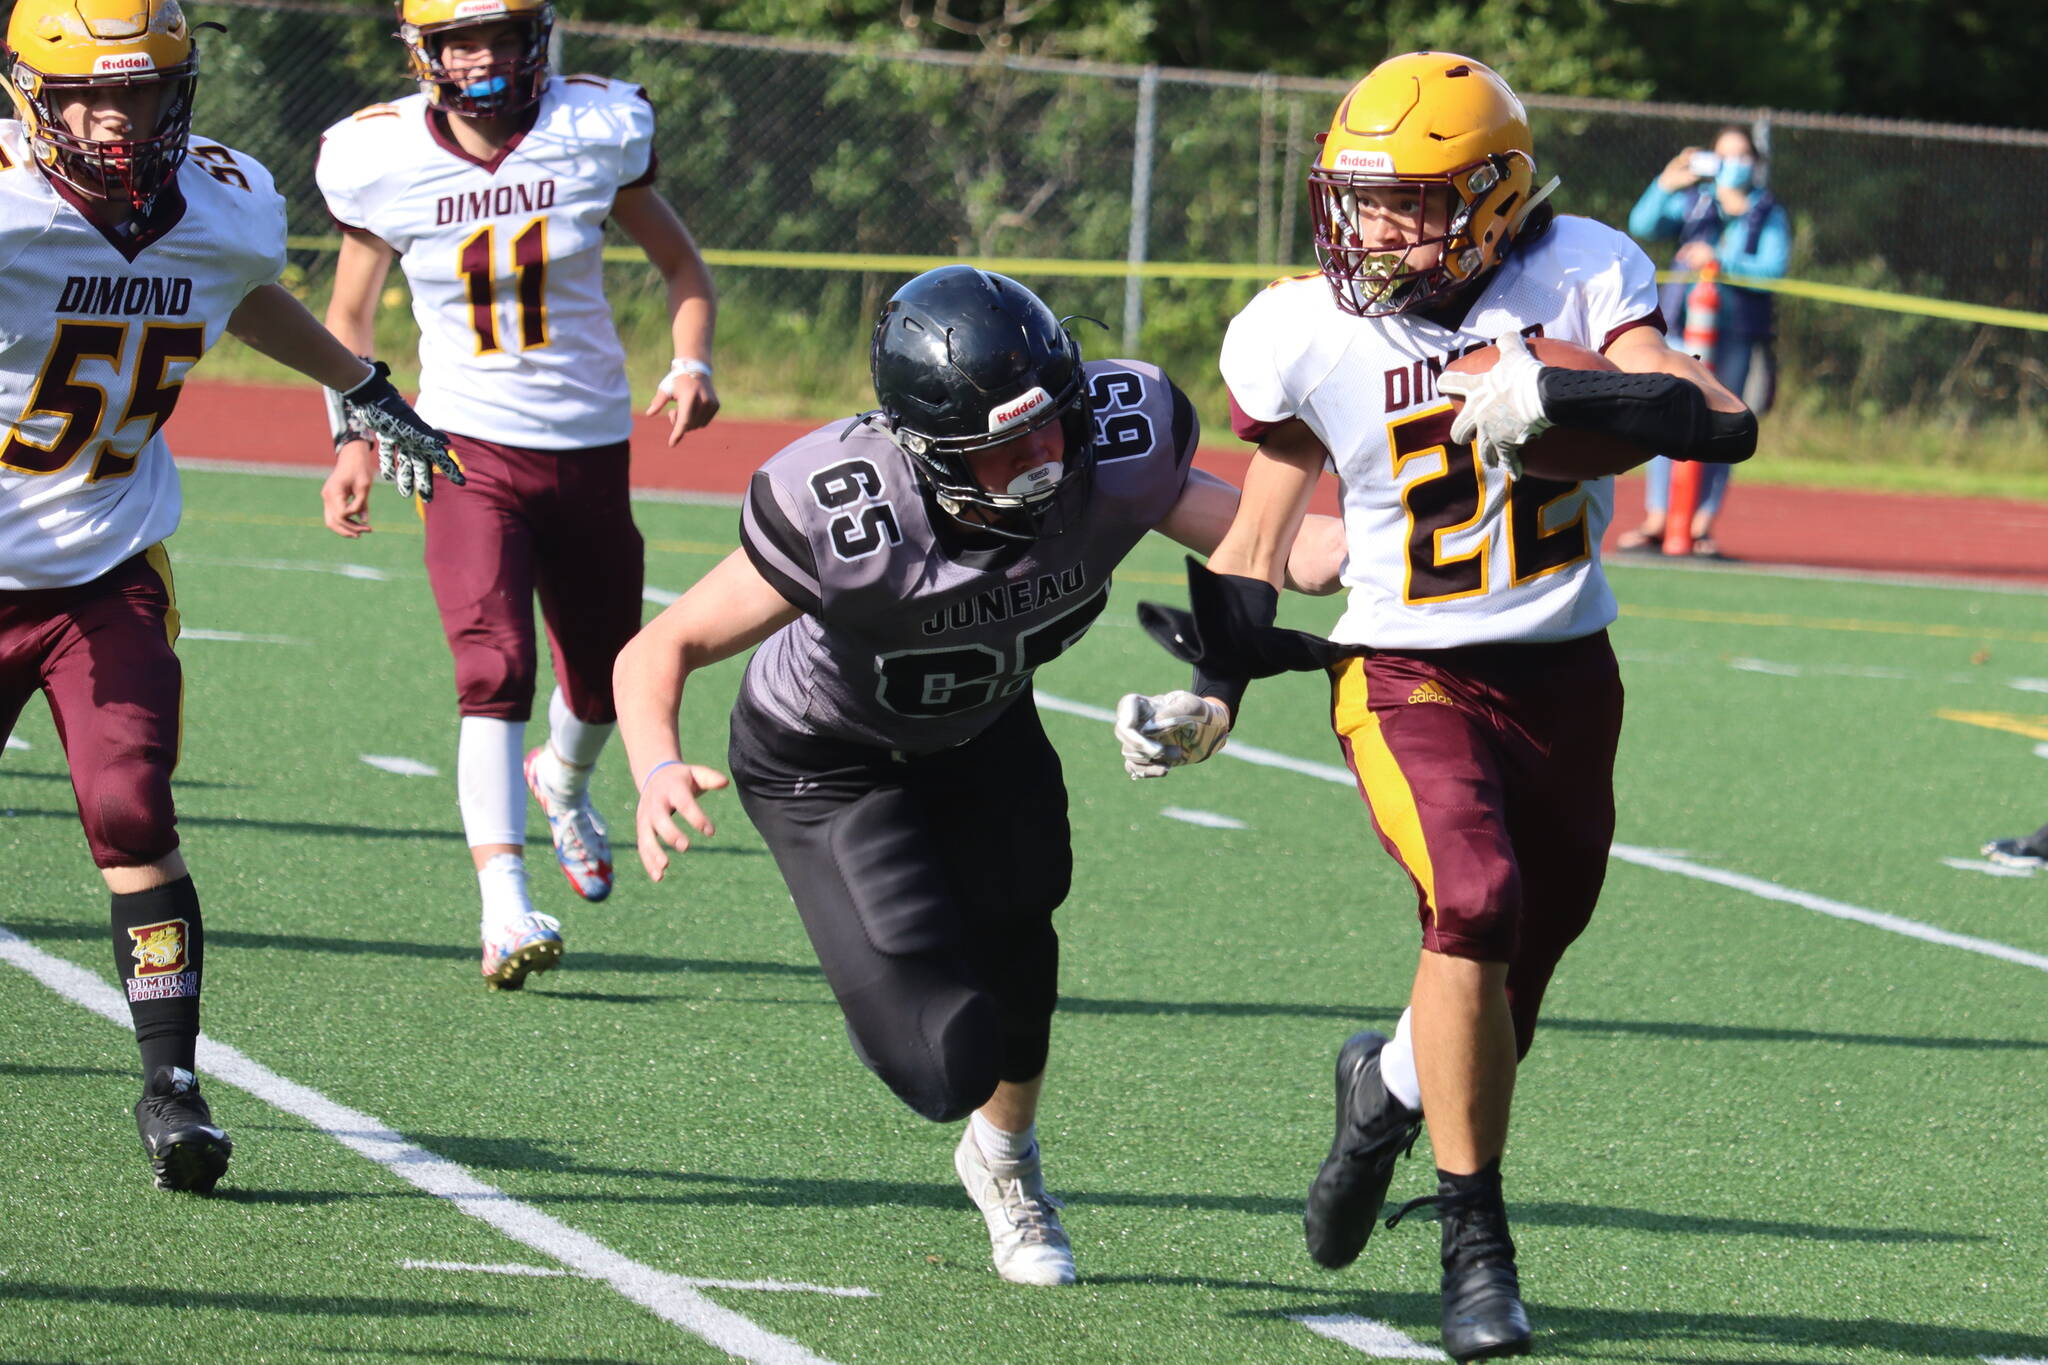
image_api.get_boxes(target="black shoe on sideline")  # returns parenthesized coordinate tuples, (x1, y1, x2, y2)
(1304, 1030, 1423, 1268)
(1384, 1169, 1532, 1361)
(134, 1066, 231, 1193)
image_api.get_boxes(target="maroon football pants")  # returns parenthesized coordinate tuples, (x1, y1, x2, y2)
(423, 434, 645, 725)
(0, 548, 183, 868)
(1329, 631, 1623, 1056)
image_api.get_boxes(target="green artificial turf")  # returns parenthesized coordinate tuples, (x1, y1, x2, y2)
(1, 469, 2043, 1363)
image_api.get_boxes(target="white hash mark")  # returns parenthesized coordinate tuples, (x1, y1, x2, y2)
(360, 755, 440, 778)
(1160, 807, 1248, 830)
(1292, 1314, 1446, 1359)
(1941, 857, 2036, 880)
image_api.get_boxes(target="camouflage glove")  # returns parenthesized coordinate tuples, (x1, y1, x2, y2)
(1114, 690, 1231, 780)
(341, 361, 463, 502)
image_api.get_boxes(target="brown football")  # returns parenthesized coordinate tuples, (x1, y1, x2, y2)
(1442, 336, 1657, 482)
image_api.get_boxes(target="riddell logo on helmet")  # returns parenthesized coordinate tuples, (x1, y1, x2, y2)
(452, 0, 510, 15)
(987, 386, 1050, 433)
(92, 54, 156, 74)
(1333, 148, 1394, 174)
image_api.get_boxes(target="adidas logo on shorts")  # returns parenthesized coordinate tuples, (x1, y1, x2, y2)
(1407, 681, 1454, 706)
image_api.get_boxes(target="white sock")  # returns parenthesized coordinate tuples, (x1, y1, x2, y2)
(1381, 1008, 1423, 1112)
(458, 716, 527, 848)
(476, 852, 532, 930)
(970, 1110, 1036, 1165)
(544, 688, 610, 799)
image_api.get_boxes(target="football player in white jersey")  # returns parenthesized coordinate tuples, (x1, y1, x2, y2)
(0, 0, 453, 1192)
(1115, 54, 1754, 1358)
(313, 0, 720, 989)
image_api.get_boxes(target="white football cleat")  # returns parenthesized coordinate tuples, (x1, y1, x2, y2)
(953, 1129, 1076, 1287)
(524, 746, 613, 902)
(481, 912, 563, 991)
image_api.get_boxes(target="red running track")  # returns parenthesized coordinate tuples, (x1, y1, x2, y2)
(172, 382, 2048, 586)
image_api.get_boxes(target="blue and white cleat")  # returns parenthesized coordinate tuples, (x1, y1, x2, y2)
(481, 911, 563, 991)
(524, 746, 613, 902)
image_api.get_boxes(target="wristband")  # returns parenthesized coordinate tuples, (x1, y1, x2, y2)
(639, 758, 683, 794)
(324, 355, 376, 452)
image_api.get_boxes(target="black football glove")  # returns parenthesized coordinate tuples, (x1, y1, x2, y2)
(340, 361, 464, 502)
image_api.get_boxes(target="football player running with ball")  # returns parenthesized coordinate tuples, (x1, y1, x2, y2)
(0, 0, 453, 1191)
(614, 267, 1345, 1287)
(1115, 54, 1754, 1358)
(314, 0, 719, 990)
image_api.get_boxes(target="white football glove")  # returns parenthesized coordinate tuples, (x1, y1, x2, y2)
(1437, 330, 1551, 480)
(341, 361, 464, 502)
(1115, 690, 1231, 780)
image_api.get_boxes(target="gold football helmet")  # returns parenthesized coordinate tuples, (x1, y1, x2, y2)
(396, 0, 552, 119)
(1309, 52, 1559, 316)
(3, 0, 202, 211)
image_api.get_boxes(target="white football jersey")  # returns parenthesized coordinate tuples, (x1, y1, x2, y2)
(1221, 215, 1663, 650)
(0, 123, 286, 591)
(316, 76, 656, 450)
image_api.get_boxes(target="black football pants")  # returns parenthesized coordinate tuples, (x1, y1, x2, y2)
(729, 692, 1070, 1122)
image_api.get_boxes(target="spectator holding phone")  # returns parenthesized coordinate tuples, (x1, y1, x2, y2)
(1619, 125, 1791, 556)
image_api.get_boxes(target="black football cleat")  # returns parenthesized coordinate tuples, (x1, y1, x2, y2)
(1387, 1171, 1533, 1361)
(1304, 1030, 1423, 1268)
(134, 1066, 232, 1193)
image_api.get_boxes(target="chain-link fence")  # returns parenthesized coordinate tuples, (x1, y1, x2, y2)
(195, 0, 2048, 444)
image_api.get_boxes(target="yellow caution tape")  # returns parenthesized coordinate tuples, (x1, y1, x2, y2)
(282, 236, 2048, 331)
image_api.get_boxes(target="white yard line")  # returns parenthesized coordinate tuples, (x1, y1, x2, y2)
(0, 926, 844, 1365)
(1607, 846, 2048, 973)
(1730, 657, 1804, 677)
(359, 755, 440, 778)
(180, 555, 393, 581)
(401, 1259, 874, 1297)
(4, 735, 27, 751)
(1291, 1314, 1446, 1359)
(1037, 691, 2048, 976)
(644, 586, 681, 605)
(181, 629, 306, 645)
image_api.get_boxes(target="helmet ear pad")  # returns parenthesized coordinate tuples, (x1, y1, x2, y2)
(869, 266, 1095, 540)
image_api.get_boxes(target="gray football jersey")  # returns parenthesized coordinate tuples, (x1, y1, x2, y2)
(739, 359, 1198, 753)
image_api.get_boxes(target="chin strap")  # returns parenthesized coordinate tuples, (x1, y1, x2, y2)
(1509, 175, 1561, 235)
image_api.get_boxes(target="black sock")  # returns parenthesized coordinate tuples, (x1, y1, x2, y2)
(2024, 823, 2048, 857)
(1437, 1158, 1503, 1198)
(110, 876, 203, 1078)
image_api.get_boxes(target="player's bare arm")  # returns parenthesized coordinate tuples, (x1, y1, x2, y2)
(319, 229, 399, 536)
(612, 185, 719, 446)
(1206, 418, 1332, 589)
(226, 283, 380, 391)
(613, 550, 802, 880)
(1157, 467, 1347, 597)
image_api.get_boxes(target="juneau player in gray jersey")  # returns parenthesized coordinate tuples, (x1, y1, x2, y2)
(615, 266, 1345, 1287)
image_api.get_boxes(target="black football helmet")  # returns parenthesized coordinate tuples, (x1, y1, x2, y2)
(867, 266, 1092, 540)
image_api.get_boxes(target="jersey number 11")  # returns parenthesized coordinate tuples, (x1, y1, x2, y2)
(457, 218, 548, 354)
